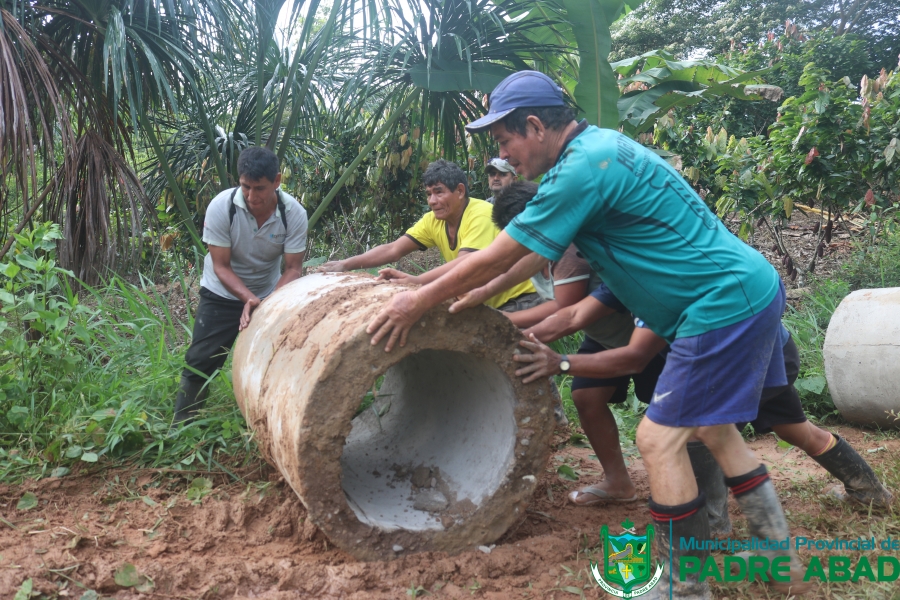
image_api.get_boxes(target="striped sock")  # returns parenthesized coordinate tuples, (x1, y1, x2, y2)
(724, 464, 770, 498)
(648, 492, 707, 524)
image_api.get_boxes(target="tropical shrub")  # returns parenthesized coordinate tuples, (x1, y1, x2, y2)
(656, 58, 899, 280)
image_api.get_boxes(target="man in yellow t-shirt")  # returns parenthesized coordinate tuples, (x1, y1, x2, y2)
(319, 159, 537, 310)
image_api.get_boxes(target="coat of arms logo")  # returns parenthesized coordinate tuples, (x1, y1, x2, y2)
(591, 519, 663, 598)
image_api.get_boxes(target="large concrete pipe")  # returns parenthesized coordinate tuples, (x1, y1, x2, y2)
(232, 273, 556, 560)
(823, 287, 900, 428)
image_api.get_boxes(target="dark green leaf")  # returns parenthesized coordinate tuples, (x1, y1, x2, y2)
(563, 0, 621, 128)
(7, 406, 29, 428)
(569, 433, 591, 448)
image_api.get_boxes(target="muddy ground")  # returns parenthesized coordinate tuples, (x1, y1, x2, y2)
(2, 426, 897, 599)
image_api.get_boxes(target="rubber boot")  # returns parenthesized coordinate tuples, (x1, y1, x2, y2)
(644, 493, 711, 599)
(687, 441, 732, 536)
(811, 434, 893, 508)
(173, 375, 209, 425)
(726, 465, 812, 596)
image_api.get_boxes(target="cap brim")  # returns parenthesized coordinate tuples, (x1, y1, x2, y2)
(465, 107, 515, 133)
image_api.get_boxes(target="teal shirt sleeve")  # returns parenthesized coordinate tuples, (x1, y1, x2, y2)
(505, 143, 604, 261)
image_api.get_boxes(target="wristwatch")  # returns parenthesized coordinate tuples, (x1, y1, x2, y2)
(559, 354, 571, 373)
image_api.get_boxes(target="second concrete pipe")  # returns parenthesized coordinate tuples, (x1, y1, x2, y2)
(232, 273, 556, 560)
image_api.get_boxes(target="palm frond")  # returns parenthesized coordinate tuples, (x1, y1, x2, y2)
(0, 8, 74, 220)
(46, 132, 154, 284)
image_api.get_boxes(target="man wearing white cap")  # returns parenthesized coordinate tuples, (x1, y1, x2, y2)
(364, 70, 813, 598)
(484, 157, 517, 204)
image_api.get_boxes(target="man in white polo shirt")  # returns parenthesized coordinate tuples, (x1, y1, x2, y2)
(173, 146, 308, 424)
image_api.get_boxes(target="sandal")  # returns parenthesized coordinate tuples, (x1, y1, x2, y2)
(567, 486, 638, 506)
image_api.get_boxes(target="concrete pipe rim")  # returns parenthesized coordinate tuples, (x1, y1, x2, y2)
(245, 276, 557, 561)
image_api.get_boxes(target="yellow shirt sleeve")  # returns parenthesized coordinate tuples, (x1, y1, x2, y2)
(404, 213, 438, 251)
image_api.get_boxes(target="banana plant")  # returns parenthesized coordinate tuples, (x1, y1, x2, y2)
(561, 0, 640, 128)
(613, 50, 781, 136)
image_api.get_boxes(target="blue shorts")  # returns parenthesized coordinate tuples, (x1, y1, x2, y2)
(645, 283, 787, 428)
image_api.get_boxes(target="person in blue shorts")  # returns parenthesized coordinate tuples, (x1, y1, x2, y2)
(515, 286, 893, 531)
(366, 70, 811, 598)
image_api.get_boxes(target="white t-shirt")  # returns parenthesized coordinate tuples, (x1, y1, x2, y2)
(200, 187, 307, 300)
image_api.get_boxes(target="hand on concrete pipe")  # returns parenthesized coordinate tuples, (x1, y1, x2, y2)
(449, 286, 492, 313)
(317, 260, 347, 273)
(377, 268, 420, 284)
(513, 333, 562, 383)
(239, 297, 261, 331)
(367, 289, 428, 352)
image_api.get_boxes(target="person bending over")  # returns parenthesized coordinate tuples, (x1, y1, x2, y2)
(517, 290, 893, 524)
(366, 70, 810, 597)
(174, 146, 307, 424)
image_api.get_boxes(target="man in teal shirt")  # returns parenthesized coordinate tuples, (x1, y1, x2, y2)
(366, 71, 810, 598)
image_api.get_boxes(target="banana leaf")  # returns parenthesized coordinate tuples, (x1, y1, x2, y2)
(613, 50, 775, 135)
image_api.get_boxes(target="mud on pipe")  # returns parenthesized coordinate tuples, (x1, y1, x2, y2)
(232, 273, 557, 560)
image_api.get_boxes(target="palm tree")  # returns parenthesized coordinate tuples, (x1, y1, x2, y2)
(305, 0, 574, 227)
(0, 0, 243, 280)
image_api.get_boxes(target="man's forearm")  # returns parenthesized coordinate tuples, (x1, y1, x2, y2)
(416, 254, 469, 285)
(569, 348, 650, 379)
(477, 253, 547, 300)
(524, 307, 580, 342)
(214, 265, 257, 303)
(507, 300, 560, 329)
(418, 233, 529, 308)
(275, 267, 302, 289)
(345, 244, 405, 270)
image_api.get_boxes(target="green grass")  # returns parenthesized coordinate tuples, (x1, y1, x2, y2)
(4, 227, 900, 484)
(0, 229, 256, 483)
(784, 231, 900, 420)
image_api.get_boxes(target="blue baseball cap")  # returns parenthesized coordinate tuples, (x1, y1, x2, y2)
(465, 71, 565, 133)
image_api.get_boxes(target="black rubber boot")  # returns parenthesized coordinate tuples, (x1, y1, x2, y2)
(645, 493, 711, 599)
(687, 442, 731, 536)
(811, 434, 893, 508)
(726, 465, 812, 596)
(173, 375, 209, 425)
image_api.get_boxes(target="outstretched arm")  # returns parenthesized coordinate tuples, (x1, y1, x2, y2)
(377, 251, 473, 286)
(523, 295, 615, 343)
(367, 232, 531, 351)
(504, 276, 588, 328)
(448, 253, 549, 313)
(318, 236, 421, 272)
(513, 328, 668, 383)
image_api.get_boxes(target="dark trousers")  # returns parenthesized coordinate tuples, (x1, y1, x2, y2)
(174, 287, 244, 422)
